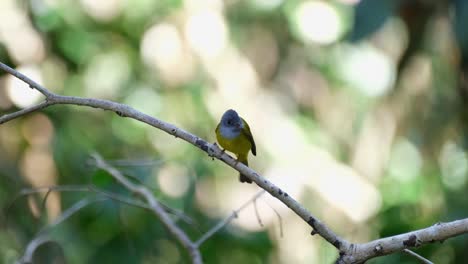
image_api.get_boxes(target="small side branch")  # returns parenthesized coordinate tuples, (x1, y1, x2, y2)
(0, 63, 53, 97)
(91, 154, 202, 264)
(403, 249, 433, 264)
(0, 101, 54, 124)
(194, 190, 266, 247)
(16, 197, 104, 264)
(9, 185, 193, 225)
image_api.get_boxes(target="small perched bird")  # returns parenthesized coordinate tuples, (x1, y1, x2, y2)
(215, 109, 256, 183)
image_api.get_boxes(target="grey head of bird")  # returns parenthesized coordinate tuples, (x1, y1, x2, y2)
(219, 109, 243, 139)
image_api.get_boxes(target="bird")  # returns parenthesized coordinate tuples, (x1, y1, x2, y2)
(215, 109, 256, 183)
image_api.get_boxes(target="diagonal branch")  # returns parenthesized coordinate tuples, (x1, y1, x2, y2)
(91, 154, 202, 264)
(8, 185, 194, 226)
(0, 63, 53, 97)
(0, 61, 347, 252)
(2, 61, 468, 263)
(0, 101, 54, 124)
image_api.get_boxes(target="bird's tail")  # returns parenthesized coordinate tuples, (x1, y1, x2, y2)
(237, 154, 252, 184)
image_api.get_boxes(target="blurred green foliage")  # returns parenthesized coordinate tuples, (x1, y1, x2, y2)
(1, 0, 468, 263)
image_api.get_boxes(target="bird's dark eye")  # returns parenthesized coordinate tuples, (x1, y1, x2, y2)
(227, 120, 232, 125)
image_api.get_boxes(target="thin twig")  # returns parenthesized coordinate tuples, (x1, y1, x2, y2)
(16, 197, 104, 264)
(38, 197, 106, 236)
(106, 158, 165, 167)
(0, 63, 53, 97)
(253, 199, 264, 227)
(0, 101, 54, 124)
(92, 154, 202, 264)
(9, 185, 194, 226)
(264, 202, 283, 238)
(194, 190, 266, 247)
(88, 185, 195, 225)
(403, 249, 433, 264)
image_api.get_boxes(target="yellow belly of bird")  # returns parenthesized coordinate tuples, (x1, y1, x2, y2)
(216, 133, 252, 157)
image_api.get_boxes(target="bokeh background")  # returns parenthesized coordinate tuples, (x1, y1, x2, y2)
(1, 0, 468, 263)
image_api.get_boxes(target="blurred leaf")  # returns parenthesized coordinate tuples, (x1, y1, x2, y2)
(34, 9, 64, 32)
(57, 29, 99, 65)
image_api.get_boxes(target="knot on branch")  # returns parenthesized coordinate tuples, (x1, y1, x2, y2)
(373, 244, 383, 254)
(403, 234, 421, 247)
(195, 138, 209, 152)
(115, 111, 126, 117)
(333, 240, 342, 249)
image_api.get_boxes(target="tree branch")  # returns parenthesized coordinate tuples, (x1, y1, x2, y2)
(9, 184, 194, 226)
(0, 101, 54, 124)
(91, 154, 202, 264)
(16, 197, 104, 264)
(0, 61, 347, 252)
(337, 219, 468, 263)
(2, 61, 468, 263)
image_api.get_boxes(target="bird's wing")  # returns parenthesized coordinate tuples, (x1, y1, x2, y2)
(241, 118, 256, 156)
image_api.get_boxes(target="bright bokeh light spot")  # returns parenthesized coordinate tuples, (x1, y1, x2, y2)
(185, 9, 227, 59)
(6, 65, 43, 108)
(401, 55, 432, 95)
(20, 147, 60, 222)
(84, 50, 130, 99)
(0, 121, 21, 159)
(141, 23, 182, 67)
(312, 158, 382, 222)
(184, 0, 223, 10)
(0, 0, 45, 63)
(141, 23, 194, 85)
(21, 113, 54, 146)
(251, 0, 283, 10)
(439, 141, 468, 190)
(3, 28, 45, 63)
(337, 0, 360, 5)
(124, 86, 161, 117)
(352, 108, 396, 181)
(294, 1, 342, 45)
(337, 44, 395, 97)
(21, 148, 57, 188)
(388, 139, 422, 183)
(80, 0, 122, 21)
(157, 165, 190, 198)
(0, 79, 13, 109)
(210, 51, 259, 97)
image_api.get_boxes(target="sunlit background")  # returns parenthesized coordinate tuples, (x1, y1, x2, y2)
(1, 0, 468, 263)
